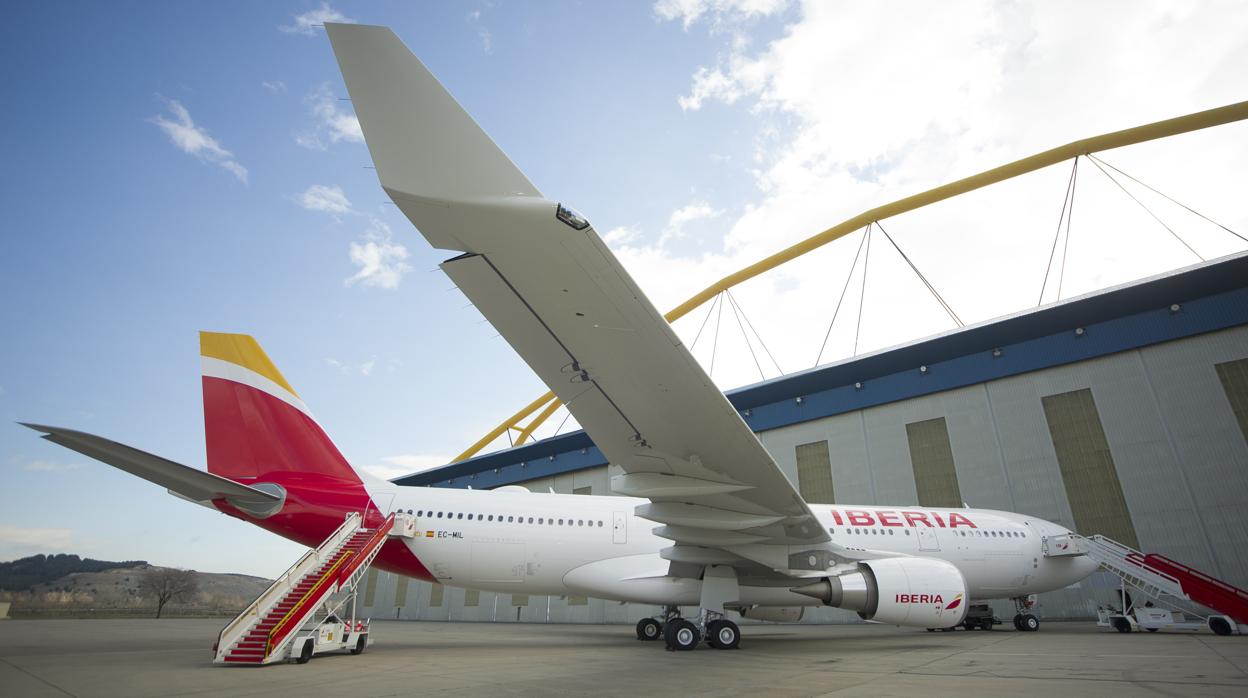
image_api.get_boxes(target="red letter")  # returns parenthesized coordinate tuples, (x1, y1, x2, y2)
(877, 510, 902, 527)
(947, 512, 976, 529)
(830, 510, 844, 525)
(932, 512, 946, 528)
(846, 510, 875, 526)
(902, 511, 933, 527)
(934, 595, 943, 604)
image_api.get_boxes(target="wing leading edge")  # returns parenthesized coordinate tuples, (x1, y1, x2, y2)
(325, 24, 829, 556)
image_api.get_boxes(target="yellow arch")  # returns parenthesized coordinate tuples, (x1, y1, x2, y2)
(453, 99, 1248, 463)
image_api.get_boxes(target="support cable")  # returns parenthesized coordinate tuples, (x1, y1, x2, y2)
(1089, 154, 1247, 245)
(853, 224, 873, 356)
(688, 292, 721, 352)
(815, 226, 870, 367)
(1086, 155, 1205, 262)
(874, 221, 964, 328)
(727, 290, 784, 377)
(725, 289, 766, 381)
(551, 407, 573, 439)
(708, 291, 725, 378)
(1039, 157, 1080, 305)
(1056, 156, 1081, 300)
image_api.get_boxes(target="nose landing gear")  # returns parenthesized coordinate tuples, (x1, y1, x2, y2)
(1012, 595, 1040, 631)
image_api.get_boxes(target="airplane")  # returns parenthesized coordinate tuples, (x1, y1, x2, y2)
(23, 23, 1100, 651)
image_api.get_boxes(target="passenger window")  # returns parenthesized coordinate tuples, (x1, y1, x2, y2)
(508, 516, 514, 523)
(539, 518, 544, 524)
(559, 519, 564, 525)
(417, 510, 423, 517)
(487, 515, 494, 521)
(598, 521, 603, 527)
(437, 512, 443, 519)
(578, 520, 584, 527)
(905, 530, 910, 536)
(528, 517, 534, 524)
(457, 513, 464, 519)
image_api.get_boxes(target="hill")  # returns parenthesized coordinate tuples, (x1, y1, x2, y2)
(0, 555, 273, 618)
(0, 554, 146, 591)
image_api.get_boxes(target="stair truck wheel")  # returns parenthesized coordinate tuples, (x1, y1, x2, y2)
(706, 619, 740, 650)
(980, 618, 994, 631)
(1209, 617, 1233, 636)
(351, 634, 367, 655)
(297, 639, 314, 664)
(636, 618, 662, 641)
(1022, 614, 1040, 632)
(664, 619, 700, 651)
(1112, 617, 1132, 633)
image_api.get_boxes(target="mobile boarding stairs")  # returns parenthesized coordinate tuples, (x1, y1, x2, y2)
(213, 511, 418, 665)
(1044, 533, 1247, 636)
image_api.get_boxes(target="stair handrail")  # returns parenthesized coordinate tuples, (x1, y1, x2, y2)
(1086, 534, 1191, 602)
(1145, 554, 1248, 602)
(214, 512, 363, 662)
(261, 514, 395, 661)
(264, 548, 356, 658)
(335, 513, 395, 588)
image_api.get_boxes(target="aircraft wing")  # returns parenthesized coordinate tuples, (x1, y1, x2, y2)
(327, 24, 828, 551)
(21, 423, 282, 516)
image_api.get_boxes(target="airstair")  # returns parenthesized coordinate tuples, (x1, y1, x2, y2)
(1049, 533, 1247, 634)
(214, 512, 413, 665)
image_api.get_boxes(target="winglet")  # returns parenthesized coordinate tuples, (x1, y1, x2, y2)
(325, 23, 541, 248)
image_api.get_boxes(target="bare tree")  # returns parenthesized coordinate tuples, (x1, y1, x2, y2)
(138, 568, 198, 618)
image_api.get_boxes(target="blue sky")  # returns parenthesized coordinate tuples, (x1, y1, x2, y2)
(2, 1, 1246, 577)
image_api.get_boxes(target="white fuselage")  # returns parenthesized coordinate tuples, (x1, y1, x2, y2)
(365, 482, 1099, 608)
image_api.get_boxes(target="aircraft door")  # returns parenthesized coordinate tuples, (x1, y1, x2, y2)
(612, 511, 627, 544)
(918, 527, 940, 552)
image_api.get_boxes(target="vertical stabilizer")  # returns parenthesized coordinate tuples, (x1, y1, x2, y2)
(200, 332, 361, 484)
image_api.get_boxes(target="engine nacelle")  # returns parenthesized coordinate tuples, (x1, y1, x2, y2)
(791, 557, 968, 628)
(737, 606, 804, 623)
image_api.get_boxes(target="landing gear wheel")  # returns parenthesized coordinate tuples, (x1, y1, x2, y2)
(706, 619, 740, 650)
(296, 639, 314, 664)
(1013, 614, 1024, 631)
(664, 618, 701, 651)
(636, 618, 663, 641)
(1112, 617, 1132, 633)
(351, 635, 367, 655)
(1021, 614, 1040, 632)
(1209, 617, 1233, 636)
(980, 619, 994, 631)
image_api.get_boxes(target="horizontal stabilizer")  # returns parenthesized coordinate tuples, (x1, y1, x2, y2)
(21, 423, 283, 516)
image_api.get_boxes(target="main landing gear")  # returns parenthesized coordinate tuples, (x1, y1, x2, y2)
(636, 606, 741, 651)
(1012, 595, 1040, 632)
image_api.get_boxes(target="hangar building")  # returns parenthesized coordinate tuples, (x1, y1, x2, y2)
(358, 252, 1248, 625)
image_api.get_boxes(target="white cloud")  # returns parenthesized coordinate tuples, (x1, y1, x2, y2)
(361, 454, 452, 480)
(0, 526, 74, 555)
(660, 200, 724, 246)
(296, 85, 364, 150)
(150, 99, 248, 183)
(466, 9, 493, 54)
(325, 357, 377, 376)
(345, 218, 412, 289)
(24, 460, 81, 473)
(612, 0, 1248, 395)
(279, 2, 354, 36)
(655, 0, 790, 30)
(262, 80, 287, 93)
(298, 184, 353, 215)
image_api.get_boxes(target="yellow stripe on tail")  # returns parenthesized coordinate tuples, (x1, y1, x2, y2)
(199, 332, 299, 398)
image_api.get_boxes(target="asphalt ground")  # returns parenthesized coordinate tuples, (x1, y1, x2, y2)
(1, 618, 1245, 697)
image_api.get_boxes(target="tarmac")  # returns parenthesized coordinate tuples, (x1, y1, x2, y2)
(0, 618, 1245, 697)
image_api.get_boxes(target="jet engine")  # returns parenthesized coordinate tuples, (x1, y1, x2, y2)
(791, 557, 968, 628)
(737, 606, 804, 623)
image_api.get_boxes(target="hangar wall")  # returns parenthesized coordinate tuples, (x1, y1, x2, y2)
(364, 256, 1248, 624)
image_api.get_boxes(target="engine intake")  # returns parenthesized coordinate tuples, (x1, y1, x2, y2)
(791, 557, 968, 628)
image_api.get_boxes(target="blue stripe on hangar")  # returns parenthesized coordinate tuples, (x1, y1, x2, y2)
(395, 252, 1248, 490)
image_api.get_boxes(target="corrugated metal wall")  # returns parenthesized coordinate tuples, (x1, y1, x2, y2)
(361, 326, 1248, 623)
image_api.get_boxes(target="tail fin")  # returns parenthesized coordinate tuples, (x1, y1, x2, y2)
(200, 332, 361, 484)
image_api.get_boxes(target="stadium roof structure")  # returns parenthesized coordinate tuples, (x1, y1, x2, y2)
(396, 250, 1248, 490)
